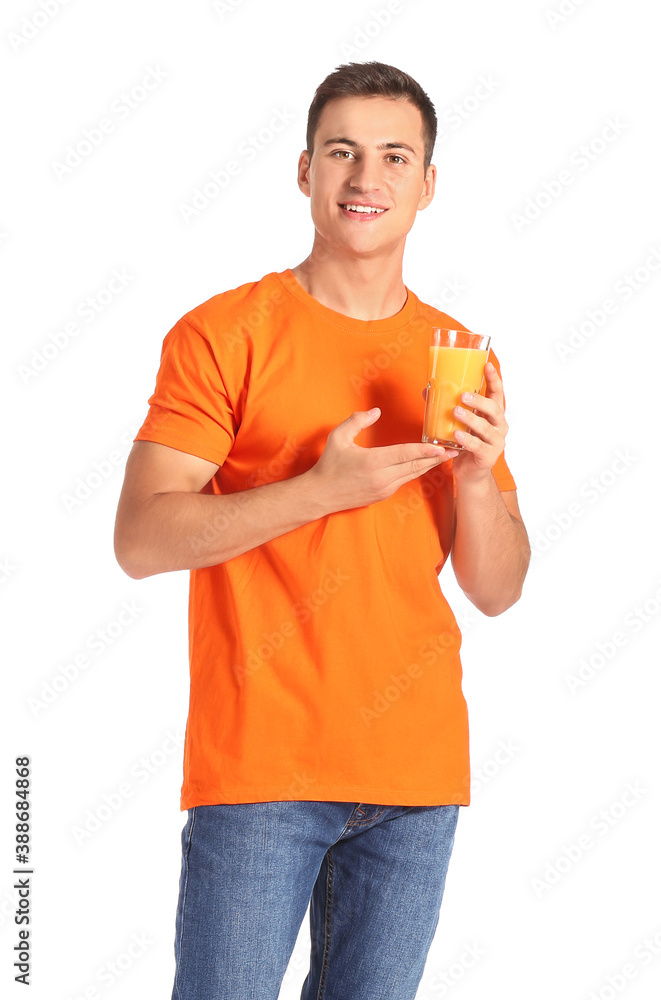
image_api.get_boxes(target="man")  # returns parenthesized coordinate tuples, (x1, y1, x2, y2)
(114, 60, 530, 1000)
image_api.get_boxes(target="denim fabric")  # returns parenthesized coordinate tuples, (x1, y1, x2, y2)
(171, 800, 460, 1000)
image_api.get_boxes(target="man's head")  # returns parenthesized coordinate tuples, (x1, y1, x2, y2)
(297, 62, 438, 260)
(306, 61, 437, 177)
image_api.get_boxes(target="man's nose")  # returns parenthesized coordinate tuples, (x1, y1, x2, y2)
(348, 157, 382, 192)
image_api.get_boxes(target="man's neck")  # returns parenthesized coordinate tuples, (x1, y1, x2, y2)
(291, 247, 408, 322)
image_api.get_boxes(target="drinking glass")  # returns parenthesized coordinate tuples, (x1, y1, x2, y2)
(422, 327, 491, 449)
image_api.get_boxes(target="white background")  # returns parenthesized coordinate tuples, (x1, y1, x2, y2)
(2, 0, 660, 997)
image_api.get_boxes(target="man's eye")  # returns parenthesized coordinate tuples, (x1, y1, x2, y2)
(388, 155, 405, 164)
(332, 150, 354, 158)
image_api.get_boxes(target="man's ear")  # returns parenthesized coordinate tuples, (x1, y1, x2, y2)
(297, 150, 311, 198)
(418, 163, 436, 211)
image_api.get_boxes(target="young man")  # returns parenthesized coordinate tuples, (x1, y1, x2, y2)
(114, 61, 530, 1000)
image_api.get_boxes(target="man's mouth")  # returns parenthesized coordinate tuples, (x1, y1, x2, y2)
(338, 203, 389, 218)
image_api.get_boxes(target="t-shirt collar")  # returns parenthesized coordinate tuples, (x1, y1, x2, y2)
(275, 268, 419, 335)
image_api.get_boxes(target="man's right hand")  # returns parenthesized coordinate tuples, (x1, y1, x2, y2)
(115, 411, 457, 579)
(306, 408, 458, 516)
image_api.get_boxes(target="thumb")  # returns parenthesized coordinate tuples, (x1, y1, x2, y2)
(340, 407, 381, 442)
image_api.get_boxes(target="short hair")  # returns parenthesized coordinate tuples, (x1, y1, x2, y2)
(305, 60, 437, 175)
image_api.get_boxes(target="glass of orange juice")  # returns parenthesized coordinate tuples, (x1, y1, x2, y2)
(422, 327, 491, 449)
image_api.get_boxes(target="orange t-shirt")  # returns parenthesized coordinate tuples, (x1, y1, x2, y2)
(134, 268, 517, 809)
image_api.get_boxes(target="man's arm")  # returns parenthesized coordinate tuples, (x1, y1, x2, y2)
(446, 361, 531, 617)
(113, 440, 331, 580)
(114, 409, 458, 580)
(451, 487, 530, 617)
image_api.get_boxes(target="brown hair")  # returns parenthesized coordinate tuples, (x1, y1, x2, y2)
(305, 61, 437, 175)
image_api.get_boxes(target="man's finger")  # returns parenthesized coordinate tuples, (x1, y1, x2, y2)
(483, 362, 505, 401)
(336, 408, 382, 444)
(458, 391, 498, 419)
(373, 441, 458, 467)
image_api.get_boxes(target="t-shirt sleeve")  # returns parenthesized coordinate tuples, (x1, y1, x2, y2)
(133, 315, 237, 467)
(451, 346, 517, 497)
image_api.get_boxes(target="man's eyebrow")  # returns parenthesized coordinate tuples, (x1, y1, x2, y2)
(322, 136, 418, 157)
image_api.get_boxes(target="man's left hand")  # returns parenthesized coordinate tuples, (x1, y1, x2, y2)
(450, 361, 508, 482)
(422, 361, 508, 483)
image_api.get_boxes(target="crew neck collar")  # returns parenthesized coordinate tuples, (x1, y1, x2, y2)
(275, 267, 419, 334)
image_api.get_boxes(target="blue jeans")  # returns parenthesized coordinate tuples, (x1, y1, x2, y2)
(171, 800, 460, 1000)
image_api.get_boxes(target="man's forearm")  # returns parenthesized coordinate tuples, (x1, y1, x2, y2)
(452, 474, 530, 616)
(117, 471, 331, 579)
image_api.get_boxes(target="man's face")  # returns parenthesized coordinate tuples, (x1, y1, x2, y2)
(297, 95, 435, 258)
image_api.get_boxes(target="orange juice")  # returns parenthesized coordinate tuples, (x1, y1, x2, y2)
(422, 345, 488, 446)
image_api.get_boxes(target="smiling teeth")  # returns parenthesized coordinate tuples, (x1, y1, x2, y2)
(342, 204, 385, 213)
